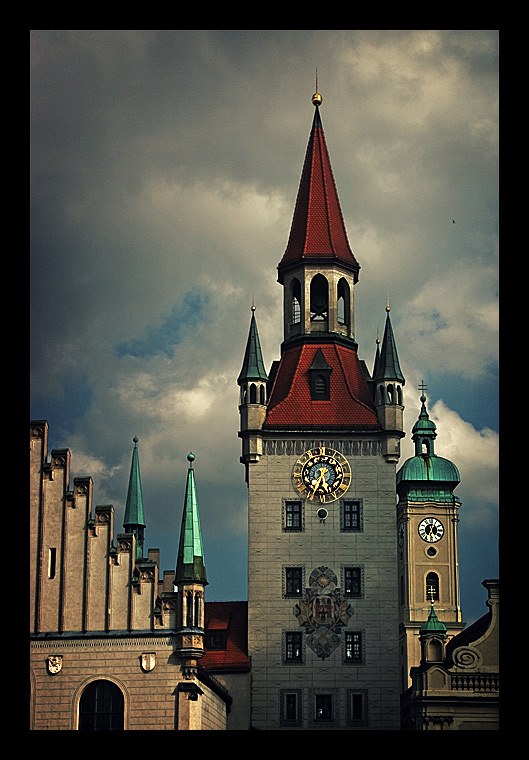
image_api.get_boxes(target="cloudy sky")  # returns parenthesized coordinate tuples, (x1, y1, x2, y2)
(30, 30, 498, 625)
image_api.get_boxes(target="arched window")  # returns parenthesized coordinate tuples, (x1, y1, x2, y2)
(427, 638, 443, 661)
(337, 278, 350, 326)
(186, 591, 193, 626)
(79, 680, 124, 731)
(194, 592, 201, 627)
(291, 278, 302, 324)
(260, 385, 266, 405)
(426, 572, 439, 602)
(250, 383, 257, 403)
(310, 274, 329, 323)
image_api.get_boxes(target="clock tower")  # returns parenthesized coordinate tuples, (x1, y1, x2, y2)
(396, 389, 465, 691)
(238, 90, 404, 730)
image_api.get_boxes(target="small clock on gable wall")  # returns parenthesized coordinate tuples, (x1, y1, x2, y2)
(292, 447, 351, 503)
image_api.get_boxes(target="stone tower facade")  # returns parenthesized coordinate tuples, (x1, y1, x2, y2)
(239, 93, 405, 730)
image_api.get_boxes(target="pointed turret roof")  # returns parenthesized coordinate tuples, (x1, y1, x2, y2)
(373, 305, 405, 383)
(238, 307, 268, 385)
(175, 453, 208, 586)
(278, 96, 360, 280)
(123, 436, 146, 530)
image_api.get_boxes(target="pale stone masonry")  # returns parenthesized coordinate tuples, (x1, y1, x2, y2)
(246, 439, 401, 730)
(29, 420, 232, 730)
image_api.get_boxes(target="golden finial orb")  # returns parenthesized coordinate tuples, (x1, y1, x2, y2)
(312, 68, 322, 106)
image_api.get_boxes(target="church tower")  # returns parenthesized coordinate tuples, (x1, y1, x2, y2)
(396, 389, 464, 691)
(239, 89, 404, 730)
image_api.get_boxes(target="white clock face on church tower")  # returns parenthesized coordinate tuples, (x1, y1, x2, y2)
(418, 517, 444, 543)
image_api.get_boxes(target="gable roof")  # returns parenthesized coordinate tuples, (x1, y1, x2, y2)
(264, 342, 379, 429)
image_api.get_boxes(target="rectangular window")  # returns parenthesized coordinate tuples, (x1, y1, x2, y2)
(342, 500, 362, 531)
(207, 632, 226, 650)
(280, 690, 301, 725)
(285, 632, 303, 663)
(285, 567, 303, 597)
(344, 566, 362, 597)
(347, 690, 368, 726)
(315, 694, 333, 722)
(345, 631, 363, 662)
(284, 500, 302, 531)
(48, 548, 57, 579)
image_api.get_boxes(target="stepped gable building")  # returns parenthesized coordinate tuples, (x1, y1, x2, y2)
(29, 425, 249, 730)
(30, 88, 498, 730)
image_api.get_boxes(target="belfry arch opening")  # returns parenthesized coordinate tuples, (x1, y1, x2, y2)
(337, 278, 350, 326)
(290, 278, 302, 325)
(310, 274, 329, 329)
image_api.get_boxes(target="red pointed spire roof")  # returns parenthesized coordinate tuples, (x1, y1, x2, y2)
(278, 102, 360, 280)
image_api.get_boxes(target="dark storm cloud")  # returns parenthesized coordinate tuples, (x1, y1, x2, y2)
(30, 30, 498, 619)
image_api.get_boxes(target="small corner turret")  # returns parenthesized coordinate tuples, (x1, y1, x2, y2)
(123, 436, 146, 560)
(372, 302, 405, 462)
(238, 306, 268, 478)
(174, 453, 208, 674)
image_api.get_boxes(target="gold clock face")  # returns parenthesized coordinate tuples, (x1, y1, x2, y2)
(292, 447, 351, 503)
(418, 517, 444, 543)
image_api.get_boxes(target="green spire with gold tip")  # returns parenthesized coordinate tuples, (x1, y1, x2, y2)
(373, 301, 404, 383)
(175, 453, 208, 585)
(237, 306, 268, 385)
(123, 436, 146, 560)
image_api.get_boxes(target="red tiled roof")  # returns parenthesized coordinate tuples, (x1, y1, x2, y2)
(201, 601, 250, 672)
(278, 108, 359, 276)
(264, 343, 379, 429)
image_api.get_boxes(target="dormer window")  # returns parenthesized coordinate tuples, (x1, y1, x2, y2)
(309, 348, 332, 400)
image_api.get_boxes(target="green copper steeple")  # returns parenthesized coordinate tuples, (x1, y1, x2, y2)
(175, 453, 208, 586)
(238, 306, 268, 385)
(397, 390, 460, 503)
(373, 304, 404, 384)
(123, 436, 146, 560)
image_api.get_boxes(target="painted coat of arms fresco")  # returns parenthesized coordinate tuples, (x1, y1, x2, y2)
(293, 566, 353, 660)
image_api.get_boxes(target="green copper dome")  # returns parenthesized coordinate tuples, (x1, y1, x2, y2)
(397, 454, 460, 484)
(397, 393, 460, 503)
(420, 604, 447, 638)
